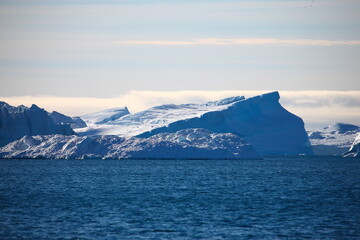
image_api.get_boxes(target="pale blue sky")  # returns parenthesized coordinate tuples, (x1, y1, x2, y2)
(0, 0, 360, 128)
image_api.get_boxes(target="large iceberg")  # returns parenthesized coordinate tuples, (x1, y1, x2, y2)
(77, 92, 311, 155)
(0, 128, 258, 160)
(308, 123, 359, 155)
(0, 101, 74, 147)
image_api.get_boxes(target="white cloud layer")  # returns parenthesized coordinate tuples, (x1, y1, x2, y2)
(2, 90, 360, 130)
(115, 38, 360, 46)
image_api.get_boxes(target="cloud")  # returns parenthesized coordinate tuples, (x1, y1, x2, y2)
(278, 91, 360, 128)
(115, 38, 360, 46)
(1, 90, 360, 130)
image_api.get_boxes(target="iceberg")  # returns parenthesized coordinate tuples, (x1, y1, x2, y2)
(76, 92, 312, 155)
(309, 123, 359, 155)
(0, 101, 74, 147)
(0, 128, 258, 160)
(0, 91, 313, 157)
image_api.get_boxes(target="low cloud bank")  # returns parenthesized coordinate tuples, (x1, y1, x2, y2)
(2, 90, 360, 130)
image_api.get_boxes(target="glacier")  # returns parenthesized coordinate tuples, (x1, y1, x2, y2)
(0, 129, 258, 160)
(76, 92, 312, 155)
(308, 123, 359, 156)
(0, 101, 74, 147)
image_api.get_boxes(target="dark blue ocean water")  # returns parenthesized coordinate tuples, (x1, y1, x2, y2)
(0, 157, 360, 240)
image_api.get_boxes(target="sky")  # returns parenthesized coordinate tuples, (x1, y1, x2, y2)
(0, 0, 360, 130)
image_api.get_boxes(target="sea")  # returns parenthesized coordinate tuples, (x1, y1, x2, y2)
(0, 156, 359, 240)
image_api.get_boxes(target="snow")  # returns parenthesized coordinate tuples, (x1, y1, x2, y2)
(76, 99, 240, 137)
(0, 101, 74, 147)
(308, 123, 359, 155)
(76, 92, 312, 155)
(0, 128, 258, 160)
(80, 107, 130, 124)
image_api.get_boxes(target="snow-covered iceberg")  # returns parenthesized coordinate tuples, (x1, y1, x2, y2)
(343, 133, 360, 157)
(0, 101, 74, 147)
(76, 97, 242, 136)
(77, 92, 311, 155)
(309, 123, 359, 155)
(0, 128, 258, 160)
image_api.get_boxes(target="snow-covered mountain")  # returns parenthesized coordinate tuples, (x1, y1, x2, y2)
(50, 111, 87, 129)
(0, 101, 74, 147)
(343, 133, 360, 157)
(0, 128, 258, 160)
(76, 92, 312, 155)
(308, 123, 359, 155)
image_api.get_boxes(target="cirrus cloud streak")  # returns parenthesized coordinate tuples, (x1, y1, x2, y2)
(115, 38, 360, 46)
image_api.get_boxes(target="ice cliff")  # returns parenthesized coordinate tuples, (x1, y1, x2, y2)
(343, 133, 360, 157)
(0, 101, 74, 147)
(0, 129, 258, 160)
(135, 92, 312, 155)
